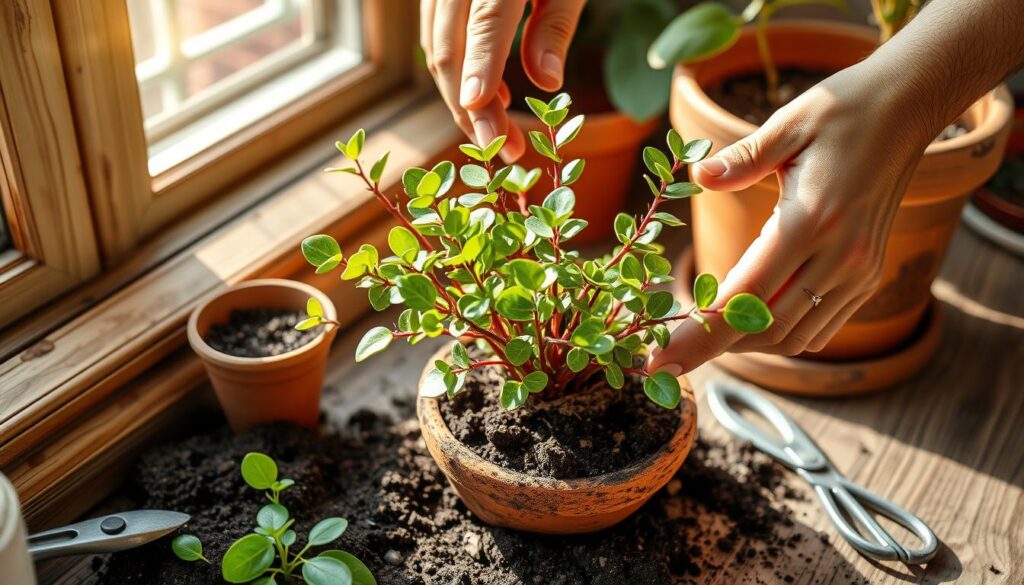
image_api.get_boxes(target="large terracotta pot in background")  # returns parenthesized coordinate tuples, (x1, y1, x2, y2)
(671, 22, 1012, 365)
(416, 344, 696, 534)
(511, 110, 658, 245)
(188, 279, 337, 432)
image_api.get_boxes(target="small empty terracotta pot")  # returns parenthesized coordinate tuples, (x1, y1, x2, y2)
(416, 344, 697, 534)
(188, 279, 337, 433)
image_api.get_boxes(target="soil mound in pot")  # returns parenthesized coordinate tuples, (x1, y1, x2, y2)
(92, 398, 867, 585)
(439, 358, 679, 479)
(204, 308, 322, 357)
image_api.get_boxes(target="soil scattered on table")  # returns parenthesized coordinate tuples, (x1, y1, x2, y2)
(440, 356, 679, 479)
(204, 308, 321, 358)
(709, 68, 967, 140)
(94, 397, 868, 585)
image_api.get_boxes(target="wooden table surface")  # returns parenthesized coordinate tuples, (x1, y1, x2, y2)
(318, 223, 1023, 585)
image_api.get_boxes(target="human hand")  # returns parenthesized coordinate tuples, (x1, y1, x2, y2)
(420, 0, 586, 161)
(648, 61, 938, 375)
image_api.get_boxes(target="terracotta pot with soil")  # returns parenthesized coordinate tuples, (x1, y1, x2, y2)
(416, 343, 698, 534)
(187, 279, 337, 432)
(669, 21, 1013, 393)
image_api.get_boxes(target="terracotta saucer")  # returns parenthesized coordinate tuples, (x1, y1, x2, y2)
(671, 246, 944, 396)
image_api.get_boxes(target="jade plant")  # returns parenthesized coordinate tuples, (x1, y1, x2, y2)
(171, 452, 374, 585)
(648, 0, 846, 105)
(299, 93, 772, 411)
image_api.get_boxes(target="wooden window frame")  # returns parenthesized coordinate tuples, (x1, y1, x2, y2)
(52, 0, 414, 264)
(0, 0, 102, 330)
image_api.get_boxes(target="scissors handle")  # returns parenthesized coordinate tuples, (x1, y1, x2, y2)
(808, 474, 938, 564)
(707, 381, 826, 469)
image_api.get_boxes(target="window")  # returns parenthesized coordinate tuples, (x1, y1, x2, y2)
(128, 0, 363, 175)
(0, 0, 413, 327)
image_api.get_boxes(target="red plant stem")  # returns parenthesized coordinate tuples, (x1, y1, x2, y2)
(354, 160, 434, 252)
(454, 360, 508, 373)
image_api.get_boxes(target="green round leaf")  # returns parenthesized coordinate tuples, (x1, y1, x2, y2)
(306, 297, 323, 318)
(416, 171, 441, 198)
(646, 291, 675, 319)
(395, 274, 436, 311)
(571, 318, 615, 355)
(648, 3, 741, 69)
(302, 556, 353, 585)
(522, 371, 549, 394)
(369, 150, 389, 184)
(566, 347, 590, 373)
(643, 253, 672, 276)
(542, 187, 575, 218)
(308, 517, 349, 546)
(257, 504, 289, 531)
(643, 147, 672, 177)
(524, 216, 554, 239)
(319, 550, 377, 585)
(555, 115, 585, 147)
(388, 226, 420, 262)
(221, 534, 275, 584)
(295, 316, 322, 331)
(693, 273, 719, 309)
(605, 364, 625, 390)
(356, 327, 393, 362)
(172, 534, 206, 563)
(459, 164, 490, 188)
(302, 235, 341, 267)
(420, 367, 448, 398)
(500, 381, 528, 411)
(682, 139, 714, 163)
(451, 342, 471, 368)
(505, 337, 533, 366)
(605, 0, 674, 121)
(644, 371, 682, 409)
(241, 453, 278, 490)
(722, 293, 773, 333)
(495, 286, 535, 322)
(667, 129, 685, 160)
(507, 259, 548, 291)
(282, 530, 297, 547)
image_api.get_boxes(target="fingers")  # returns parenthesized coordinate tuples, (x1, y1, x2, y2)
(647, 213, 807, 375)
(429, 0, 474, 138)
(467, 96, 527, 161)
(691, 114, 809, 193)
(806, 291, 873, 352)
(520, 0, 586, 91)
(729, 255, 849, 355)
(460, 0, 527, 110)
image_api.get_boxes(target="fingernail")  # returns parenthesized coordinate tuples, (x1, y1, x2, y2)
(460, 76, 482, 107)
(696, 157, 727, 177)
(660, 364, 684, 378)
(473, 117, 496, 147)
(541, 51, 562, 83)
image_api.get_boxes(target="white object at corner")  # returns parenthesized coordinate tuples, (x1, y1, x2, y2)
(0, 472, 36, 585)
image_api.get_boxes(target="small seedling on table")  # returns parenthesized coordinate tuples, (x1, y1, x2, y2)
(648, 0, 847, 105)
(300, 93, 773, 411)
(171, 452, 375, 585)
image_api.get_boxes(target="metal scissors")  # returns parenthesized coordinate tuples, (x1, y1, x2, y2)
(707, 380, 938, 564)
(27, 510, 189, 561)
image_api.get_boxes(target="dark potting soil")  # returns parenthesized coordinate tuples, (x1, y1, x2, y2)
(94, 398, 867, 585)
(204, 308, 322, 358)
(439, 360, 679, 479)
(709, 68, 968, 140)
(987, 153, 1024, 207)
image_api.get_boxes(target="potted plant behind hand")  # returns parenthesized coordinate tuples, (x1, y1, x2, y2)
(299, 94, 772, 533)
(649, 0, 1013, 394)
(187, 280, 339, 432)
(505, 0, 678, 244)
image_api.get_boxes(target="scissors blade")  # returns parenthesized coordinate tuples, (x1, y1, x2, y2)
(28, 509, 190, 560)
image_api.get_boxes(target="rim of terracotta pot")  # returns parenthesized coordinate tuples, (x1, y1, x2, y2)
(417, 343, 697, 492)
(510, 109, 660, 157)
(672, 246, 943, 396)
(187, 279, 337, 370)
(672, 20, 1014, 170)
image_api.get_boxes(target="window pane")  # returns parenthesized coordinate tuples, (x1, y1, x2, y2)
(127, 0, 363, 175)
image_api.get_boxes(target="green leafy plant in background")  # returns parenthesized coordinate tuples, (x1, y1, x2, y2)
(300, 94, 772, 411)
(171, 452, 375, 585)
(648, 0, 846, 105)
(870, 0, 921, 41)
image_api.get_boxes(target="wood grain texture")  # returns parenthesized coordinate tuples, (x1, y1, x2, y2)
(311, 223, 1022, 583)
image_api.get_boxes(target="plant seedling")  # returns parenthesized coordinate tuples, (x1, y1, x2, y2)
(648, 0, 846, 105)
(171, 452, 375, 585)
(301, 93, 773, 412)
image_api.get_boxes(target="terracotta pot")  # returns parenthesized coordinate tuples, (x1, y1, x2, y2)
(187, 279, 337, 432)
(416, 344, 697, 534)
(972, 187, 1024, 233)
(670, 21, 1013, 360)
(510, 110, 658, 245)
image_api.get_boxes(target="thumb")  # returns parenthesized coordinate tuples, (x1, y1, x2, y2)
(691, 118, 805, 193)
(521, 0, 586, 91)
